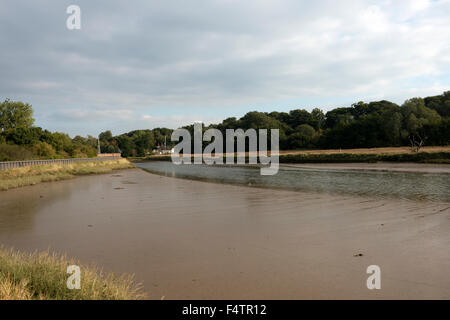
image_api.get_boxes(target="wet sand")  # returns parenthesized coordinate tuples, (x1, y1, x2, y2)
(282, 162, 450, 174)
(0, 168, 449, 299)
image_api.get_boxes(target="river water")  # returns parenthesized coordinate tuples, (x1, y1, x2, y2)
(135, 161, 450, 203)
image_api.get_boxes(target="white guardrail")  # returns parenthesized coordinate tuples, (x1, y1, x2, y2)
(0, 156, 121, 171)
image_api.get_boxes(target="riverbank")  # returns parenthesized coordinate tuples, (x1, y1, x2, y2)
(279, 146, 450, 155)
(282, 162, 450, 174)
(279, 151, 450, 164)
(134, 147, 450, 164)
(1, 168, 449, 299)
(0, 159, 134, 191)
(0, 247, 145, 300)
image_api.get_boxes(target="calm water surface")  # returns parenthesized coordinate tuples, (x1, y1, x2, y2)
(135, 161, 450, 202)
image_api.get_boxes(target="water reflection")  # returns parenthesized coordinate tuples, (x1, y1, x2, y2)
(0, 176, 115, 235)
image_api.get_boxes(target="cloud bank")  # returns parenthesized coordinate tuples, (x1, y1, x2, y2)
(1, 0, 449, 136)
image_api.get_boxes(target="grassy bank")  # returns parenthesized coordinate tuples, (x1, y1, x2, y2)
(279, 151, 450, 164)
(0, 159, 134, 191)
(0, 247, 145, 300)
(134, 151, 450, 164)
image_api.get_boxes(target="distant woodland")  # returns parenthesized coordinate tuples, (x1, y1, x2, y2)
(101, 91, 450, 157)
(1, 91, 449, 160)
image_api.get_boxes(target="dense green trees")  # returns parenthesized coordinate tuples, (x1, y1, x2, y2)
(290, 124, 316, 149)
(212, 92, 448, 151)
(102, 91, 449, 155)
(424, 91, 450, 118)
(401, 98, 442, 151)
(316, 94, 449, 150)
(100, 129, 170, 157)
(0, 99, 97, 160)
(0, 99, 34, 131)
(2, 91, 449, 160)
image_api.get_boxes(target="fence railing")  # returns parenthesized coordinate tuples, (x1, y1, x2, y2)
(97, 153, 122, 158)
(0, 156, 121, 171)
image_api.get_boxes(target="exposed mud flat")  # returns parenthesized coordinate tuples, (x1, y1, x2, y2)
(0, 168, 449, 299)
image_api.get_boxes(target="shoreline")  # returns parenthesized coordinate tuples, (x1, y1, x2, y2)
(0, 159, 134, 191)
(136, 157, 450, 174)
(281, 162, 450, 174)
(134, 148, 450, 165)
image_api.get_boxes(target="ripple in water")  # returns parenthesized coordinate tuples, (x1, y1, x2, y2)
(135, 161, 450, 203)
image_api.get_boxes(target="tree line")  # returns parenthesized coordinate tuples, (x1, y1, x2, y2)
(101, 91, 449, 156)
(2, 91, 449, 160)
(0, 99, 97, 161)
(98, 128, 173, 156)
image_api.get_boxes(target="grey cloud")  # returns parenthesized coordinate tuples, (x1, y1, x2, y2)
(0, 0, 449, 136)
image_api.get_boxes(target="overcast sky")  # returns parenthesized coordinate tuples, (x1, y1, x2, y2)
(1, 0, 449, 136)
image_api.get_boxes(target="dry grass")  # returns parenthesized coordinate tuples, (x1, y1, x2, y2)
(0, 247, 145, 300)
(0, 159, 134, 191)
(279, 146, 450, 155)
(147, 146, 450, 158)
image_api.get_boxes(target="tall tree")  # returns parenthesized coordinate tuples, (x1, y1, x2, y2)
(401, 98, 441, 151)
(0, 99, 34, 131)
(310, 108, 326, 130)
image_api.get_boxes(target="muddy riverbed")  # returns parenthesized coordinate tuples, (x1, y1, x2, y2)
(0, 168, 449, 299)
